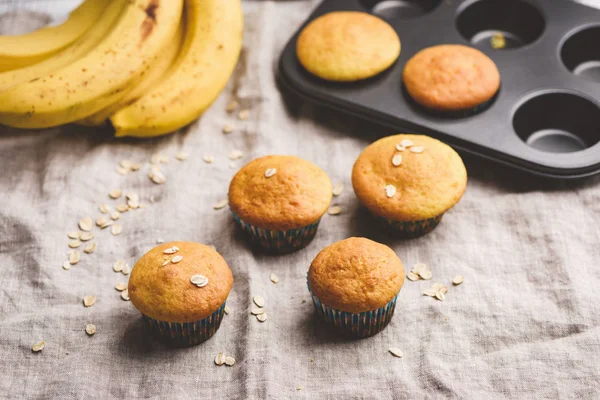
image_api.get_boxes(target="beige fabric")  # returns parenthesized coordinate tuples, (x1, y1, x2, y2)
(1, 1, 600, 398)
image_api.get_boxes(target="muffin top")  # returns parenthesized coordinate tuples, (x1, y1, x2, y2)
(296, 11, 400, 82)
(352, 134, 467, 221)
(128, 242, 233, 323)
(228, 155, 332, 231)
(308, 237, 404, 313)
(403, 44, 500, 111)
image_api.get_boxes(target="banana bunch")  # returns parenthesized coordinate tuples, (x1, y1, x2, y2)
(0, 0, 244, 138)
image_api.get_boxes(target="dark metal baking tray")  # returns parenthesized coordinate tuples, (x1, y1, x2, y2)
(278, 0, 600, 179)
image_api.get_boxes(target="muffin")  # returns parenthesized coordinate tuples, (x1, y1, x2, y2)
(403, 44, 500, 115)
(308, 237, 405, 338)
(229, 155, 332, 254)
(296, 11, 400, 81)
(128, 241, 233, 347)
(352, 134, 467, 237)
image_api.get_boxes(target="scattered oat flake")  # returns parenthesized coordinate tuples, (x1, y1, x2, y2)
(385, 184, 397, 198)
(215, 352, 225, 366)
(85, 324, 96, 336)
(113, 260, 125, 272)
(131, 163, 142, 171)
(149, 167, 166, 184)
(150, 153, 161, 165)
(171, 255, 183, 264)
(328, 205, 342, 215)
(109, 189, 122, 199)
(251, 308, 265, 315)
(176, 151, 188, 161)
(162, 260, 170, 267)
(69, 251, 80, 265)
(224, 356, 236, 366)
(111, 224, 123, 236)
(190, 274, 208, 287)
(389, 347, 403, 358)
(253, 295, 265, 308)
(80, 232, 93, 241)
(224, 305, 230, 314)
(67, 231, 80, 240)
(164, 246, 179, 254)
(121, 264, 131, 275)
(83, 296, 97, 307)
(409, 146, 424, 154)
(332, 183, 344, 196)
(238, 109, 250, 120)
(400, 139, 414, 148)
(435, 291, 445, 301)
(419, 270, 432, 280)
(270, 273, 279, 284)
(407, 272, 420, 281)
(226, 100, 239, 113)
(98, 204, 110, 214)
(31, 341, 45, 352)
(121, 290, 130, 301)
(115, 283, 128, 291)
(453, 275, 464, 285)
(79, 217, 93, 232)
(120, 160, 132, 169)
(395, 144, 405, 152)
(423, 289, 437, 297)
(213, 199, 228, 210)
(157, 238, 164, 244)
(203, 154, 214, 164)
(116, 166, 129, 176)
(222, 125, 234, 134)
(228, 150, 244, 160)
(110, 211, 120, 221)
(116, 204, 129, 213)
(265, 168, 277, 178)
(62, 261, 71, 270)
(257, 313, 268, 322)
(84, 242, 97, 254)
(68, 240, 82, 249)
(392, 153, 403, 167)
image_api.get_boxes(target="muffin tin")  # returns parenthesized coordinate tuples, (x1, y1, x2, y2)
(278, 0, 600, 179)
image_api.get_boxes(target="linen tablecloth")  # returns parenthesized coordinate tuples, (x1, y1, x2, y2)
(1, 1, 600, 398)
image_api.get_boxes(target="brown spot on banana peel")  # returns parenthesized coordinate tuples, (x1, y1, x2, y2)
(140, 0, 159, 44)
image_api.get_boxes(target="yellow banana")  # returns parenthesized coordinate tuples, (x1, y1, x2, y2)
(0, 0, 184, 129)
(0, 0, 108, 72)
(79, 19, 185, 126)
(0, 0, 126, 92)
(111, 0, 243, 137)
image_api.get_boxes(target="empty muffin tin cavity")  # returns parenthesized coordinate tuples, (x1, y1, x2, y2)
(513, 91, 600, 153)
(359, 0, 441, 19)
(456, 0, 545, 50)
(561, 26, 600, 82)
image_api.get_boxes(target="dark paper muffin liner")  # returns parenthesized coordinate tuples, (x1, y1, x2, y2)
(375, 213, 443, 238)
(142, 303, 226, 347)
(231, 210, 320, 254)
(308, 280, 399, 339)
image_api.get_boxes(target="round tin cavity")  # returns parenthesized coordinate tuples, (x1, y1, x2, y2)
(359, 0, 441, 19)
(513, 91, 600, 153)
(456, 0, 545, 50)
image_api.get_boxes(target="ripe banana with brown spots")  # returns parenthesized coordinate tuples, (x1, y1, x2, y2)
(0, 0, 108, 72)
(0, 0, 183, 129)
(78, 18, 185, 127)
(0, 0, 127, 92)
(111, 0, 244, 137)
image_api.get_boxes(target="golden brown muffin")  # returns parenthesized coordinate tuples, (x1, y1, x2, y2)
(352, 134, 467, 221)
(296, 11, 400, 81)
(403, 44, 500, 111)
(228, 155, 332, 231)
(129, 242, 233, 323)
(308, 237, 404, 313)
